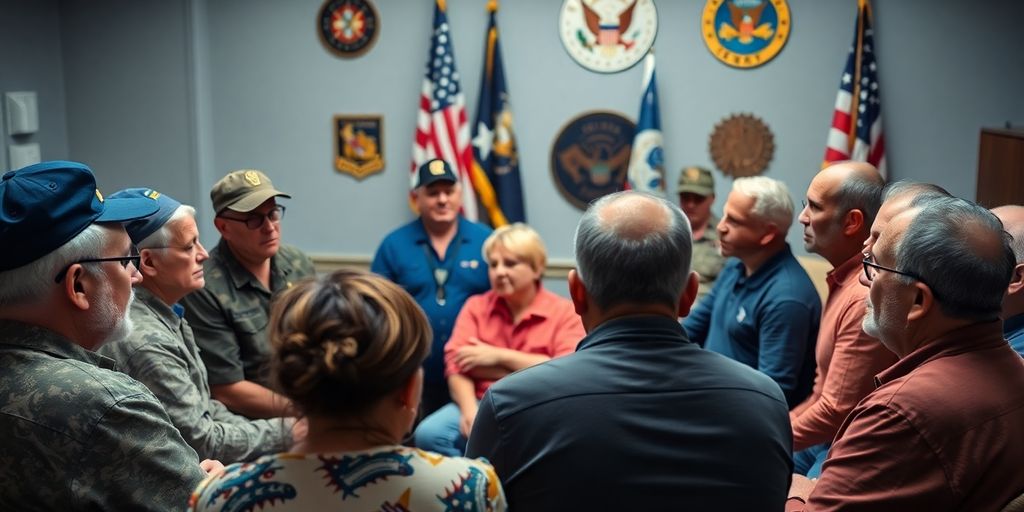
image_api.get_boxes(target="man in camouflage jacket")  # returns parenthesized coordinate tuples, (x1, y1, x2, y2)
(100, 188, 297, 463)
(0, 161, 208, 510)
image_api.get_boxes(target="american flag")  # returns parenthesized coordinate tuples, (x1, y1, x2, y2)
(411, 0, 478, 220)
(823, 0, 885, 176)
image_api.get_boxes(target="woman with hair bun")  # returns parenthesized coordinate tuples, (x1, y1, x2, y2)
(415, 223, 586, 456)
(189, 269, 506, 511)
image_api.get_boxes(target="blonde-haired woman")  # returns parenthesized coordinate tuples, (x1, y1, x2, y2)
(415, 223, 585, 456)
(189, 270, 506, 511)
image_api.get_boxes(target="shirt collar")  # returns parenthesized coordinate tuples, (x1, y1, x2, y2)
(826, 252, 864, 289)
(414, 217, 468, 245)
(0, 319, 117, 371)
(740, 244, 793, 288)
(577, 315, 691, 351)
(1003, 313, 1024, 337)
(214, 239, 292, 291)
(487, 285, 555, 322)
(134, 286, 183, 331)
(874, 320, 1005, 387)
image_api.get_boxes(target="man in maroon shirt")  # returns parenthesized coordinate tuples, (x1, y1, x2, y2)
(788, 196, 1024, 511)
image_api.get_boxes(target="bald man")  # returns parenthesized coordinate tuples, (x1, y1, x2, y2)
(467, 191, 792, 510)
(992, 204, 1024, 356)
(790, 162, 896, 477)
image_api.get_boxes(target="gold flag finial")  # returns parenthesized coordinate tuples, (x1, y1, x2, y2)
(487, 0, 498, 13)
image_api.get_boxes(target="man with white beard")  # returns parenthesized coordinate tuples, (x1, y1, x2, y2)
(0, 161, 212, 510)
(787, 196, 1024, 511)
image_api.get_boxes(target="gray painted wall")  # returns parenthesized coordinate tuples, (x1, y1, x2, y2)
(6, 0, 1024, 271)
(0, 0, 69, 170)
(59, 0, 200, 208)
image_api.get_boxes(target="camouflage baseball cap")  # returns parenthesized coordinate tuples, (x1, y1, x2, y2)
(677, 166, 715, 197)
(211, 169, 291, 213)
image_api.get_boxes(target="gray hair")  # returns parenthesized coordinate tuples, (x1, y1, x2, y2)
(892, 196, 1014, 320)
(882, 181, 950, 202)
(835, 172, 885, 229)
(0, 224, 112, 307)
(136, 205, 197, 249)
(574, 191, 693, 310)
(1002, 217, 1024, 264)
(732, 176, 794, 236)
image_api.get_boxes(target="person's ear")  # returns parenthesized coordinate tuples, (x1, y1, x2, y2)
(907, 281, 933, 322)
(1008, 263, 1024, 296)
(63, 265, 92, 311)
(568, 269, 589, 317)
(139, 248, 160, 279)
(398, 368, 423, 411)
(677, 271, 700, 318)
(213, 217, 230, 238)
(843, 209, 865, 236)
(759, 224, 779, 246)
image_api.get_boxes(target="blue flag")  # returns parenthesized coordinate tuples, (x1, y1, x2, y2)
(627, 52, 665, 196)
(470, 1, 524, 226)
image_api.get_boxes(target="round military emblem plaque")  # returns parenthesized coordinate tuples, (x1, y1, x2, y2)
(318, 0, 379, 58)
(709, 113, 775, 178)
(702, 0, 790, 69)
(550, 111, 636, 210)
(559, 0, 658, 73)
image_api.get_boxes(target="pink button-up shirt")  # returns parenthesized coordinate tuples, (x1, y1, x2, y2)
(444, 287, 585, 399)
(790, 254, 898, 451)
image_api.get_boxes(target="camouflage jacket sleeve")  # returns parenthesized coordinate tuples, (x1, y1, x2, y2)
(124, 339, 293, 463)
(71, 390, 207, 510)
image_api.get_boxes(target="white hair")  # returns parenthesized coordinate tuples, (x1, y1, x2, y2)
(732, 176, 794, 236)
(137, 205, 197, 249)
(0, 224, 113, 307)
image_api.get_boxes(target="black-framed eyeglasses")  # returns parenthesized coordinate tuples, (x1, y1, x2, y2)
(218, 205, 286, 230)
(54, 245, 141, 283)
(861, 255, 925, 284)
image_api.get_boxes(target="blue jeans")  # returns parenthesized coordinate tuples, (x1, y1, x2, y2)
(793, 443, 829, 478)
(413, 402, 466, 456)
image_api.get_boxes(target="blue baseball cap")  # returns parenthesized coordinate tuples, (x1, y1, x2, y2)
(109, 188, 183, 245)
(410, 159, 458, 190)
(0, 161, 160, 271)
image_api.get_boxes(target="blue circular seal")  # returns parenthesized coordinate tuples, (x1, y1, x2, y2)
(550, 111, 636, 210)
(702, 0, 790, 69)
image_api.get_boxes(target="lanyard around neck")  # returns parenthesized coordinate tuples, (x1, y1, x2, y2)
(422, 242, 457, 306)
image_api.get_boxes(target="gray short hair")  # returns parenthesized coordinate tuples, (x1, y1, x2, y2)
(574, 191, 693, 310)
(732, 176, 794, 236)
(0, 224, 112, 307)
(893, 197, 1014, 320)
(882, 181, 950, 203)
(835, 172, 885, 229)
(136, 205, 197, 249)
(1002, 219, 1024, 264)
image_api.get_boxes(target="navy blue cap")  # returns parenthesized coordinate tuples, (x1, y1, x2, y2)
(109, 188, 183, 244)
(410, 159, 458, 190)
(0, 160, 160, 271)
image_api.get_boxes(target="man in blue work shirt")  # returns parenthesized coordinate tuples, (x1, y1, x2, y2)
(372, 159, 491, 415)
(683, 176, 820, 408)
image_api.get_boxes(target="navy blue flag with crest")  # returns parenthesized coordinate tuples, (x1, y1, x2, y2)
(470, 0, 524, 227)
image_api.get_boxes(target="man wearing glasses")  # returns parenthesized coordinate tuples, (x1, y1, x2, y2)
(183, 170, 315, 419)
(0, 161, 211, 509)
(788, 197, 1024, 510)
(100, 188, 299, 462)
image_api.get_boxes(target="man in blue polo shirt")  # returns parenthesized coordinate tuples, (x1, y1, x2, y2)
(372, 159, 491, 414)
(684, 176, 820, 408)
